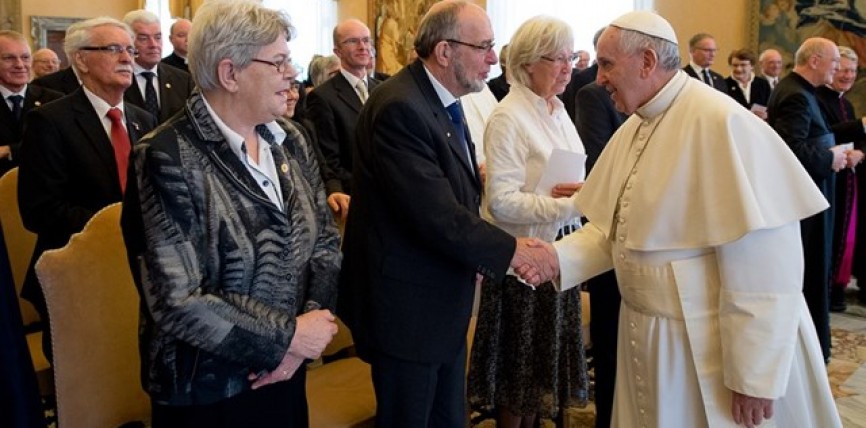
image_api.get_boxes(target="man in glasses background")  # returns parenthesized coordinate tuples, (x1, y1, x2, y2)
(305, 18, 382, 225)
(17, 17, 157, 362)
(683, 32, 728, 92)
(122, 10, 193, 125)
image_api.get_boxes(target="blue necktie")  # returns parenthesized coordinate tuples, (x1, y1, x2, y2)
(445, 101, 473, 169)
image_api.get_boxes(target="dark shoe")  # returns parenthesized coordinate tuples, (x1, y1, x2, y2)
(830, 286, 847, 312)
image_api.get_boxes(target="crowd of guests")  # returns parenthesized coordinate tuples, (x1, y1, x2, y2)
(0, 0, 862, 427)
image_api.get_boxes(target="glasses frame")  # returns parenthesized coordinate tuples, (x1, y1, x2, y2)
(540, 53, 579, 66)
(250, 58, 292, 74)
(341, 37, 372, 46)
(445, 39, 495, 54)
(79, 45, 138, 57)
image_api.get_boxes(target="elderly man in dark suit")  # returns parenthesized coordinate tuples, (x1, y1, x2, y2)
(0, 30, 63, 177)
(17, 17, 157, 361)
(767, 37, 849, 362)
(683, 33, 727, 92)
(338, 1, 548, 426)
(122, 10, 193, 124)
(306, 19, 380, 223)
(160, 18, 190, 72)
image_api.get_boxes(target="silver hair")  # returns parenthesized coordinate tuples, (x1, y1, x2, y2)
(188, 0, 294, 91)
(310, 54, 340, 87)
(414, 0, 468, 59)
(615, 26, 681, 71)
(64, 17, 133, 72)
(838, 45, 858, 63)
(507, 15, 574, 88)
(122, 9, 160, 28)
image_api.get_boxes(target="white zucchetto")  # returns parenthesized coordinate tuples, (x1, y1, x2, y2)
(610, 11, 678, 45)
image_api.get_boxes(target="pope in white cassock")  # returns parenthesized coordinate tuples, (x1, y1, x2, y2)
(533, 11, 842, 428)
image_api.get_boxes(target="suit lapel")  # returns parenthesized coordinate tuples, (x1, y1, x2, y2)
(71, 90, 120, 183)
(408, 62, 480, 190)
(334, 74, 363, 113)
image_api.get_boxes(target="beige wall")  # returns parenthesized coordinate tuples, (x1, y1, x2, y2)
(337, 0, 751, 74)
(20, 0, 138, 49)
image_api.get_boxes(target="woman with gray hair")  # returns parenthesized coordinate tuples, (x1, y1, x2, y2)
(307, 54, 340, 89)
(467, 15, 589, 427)
(121, 0, 340, 426)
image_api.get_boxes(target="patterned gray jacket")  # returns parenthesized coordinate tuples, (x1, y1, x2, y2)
(122, 91, 341, 406)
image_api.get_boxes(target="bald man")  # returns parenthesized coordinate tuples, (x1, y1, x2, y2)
(759, 48, 784, 90)
(767, 37, 848, 363)
(306, 18, 381, 223)
(161, 18, 190, 72)
(30, 48, 60, 79)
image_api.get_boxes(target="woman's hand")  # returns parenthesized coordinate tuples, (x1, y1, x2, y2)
(551, 182, 583, 198)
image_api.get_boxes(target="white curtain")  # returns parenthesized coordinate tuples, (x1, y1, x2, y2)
(261, 0, 338, 77)
(486, 0, 648, 77)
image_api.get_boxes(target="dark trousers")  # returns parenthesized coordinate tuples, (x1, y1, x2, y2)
(587, 271, 620, 428)
(370, 343, 466, 428)
(801, 211, 833, 362)
(152, 369, 308, 428)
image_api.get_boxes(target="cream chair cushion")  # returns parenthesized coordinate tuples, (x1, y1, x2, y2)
(36, 203, 149, 427)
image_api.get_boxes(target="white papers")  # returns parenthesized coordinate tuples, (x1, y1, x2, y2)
(535, 148, 586, 196)
(750, 104, 767, 114)
(838, 142, 854, 151)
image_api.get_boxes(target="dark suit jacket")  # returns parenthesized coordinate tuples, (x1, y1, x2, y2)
(725, 76, 772, 110)
(338, 60, 515, 364)
(816, 86, 866, 149)
(575, 82, 627, 175)
(17, 88, 157, 317)
(124, 64, 194, 123)
(684, 64, 727, 92)
(30, 67, 80, 95)
(160, 52, 189, 73)
(0, 84, 63, 176)
(487, 73, 509, 101)
(305, 72, 380, 194)
(562, 63, 598, 124)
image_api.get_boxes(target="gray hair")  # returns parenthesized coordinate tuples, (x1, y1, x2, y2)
(188, 0, 294, 91)
(122, 9, 160, 28)
(508, 16, 574, 87)
(838, 45, 858, 63)
(615, 26, 681, 71)
(64, 17, 133, 72)
(414, 0, 468, 59)
(309, 54, 340, 86)
(795, 38, 832, 66)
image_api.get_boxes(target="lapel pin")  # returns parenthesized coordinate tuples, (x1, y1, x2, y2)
(281, 163, 289, 173)
(166, 83, 172, 89)
(35, 101, 41, 106)
(133, 122, 141, 131)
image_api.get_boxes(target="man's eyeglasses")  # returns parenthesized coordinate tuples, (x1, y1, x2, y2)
(445, 39, 495, 54)
(341, 37, 372, 46)
(80, 45, 138, 57)
(250, 57, 292, 74)
(541, 53, 579, 66)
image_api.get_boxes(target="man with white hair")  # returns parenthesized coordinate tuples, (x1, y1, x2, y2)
(161, 18, 190, 72)
(18, 17, 157, 361)
(122, 10, 193, 123)
(758, 48, 784, 90)
(30, 48, 60, 79)
(518, 11, 841, 427)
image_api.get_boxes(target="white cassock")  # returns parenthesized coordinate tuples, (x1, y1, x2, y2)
(554, 71, 841, 427)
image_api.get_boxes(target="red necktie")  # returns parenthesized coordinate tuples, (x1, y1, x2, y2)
(106, 107, 131, 192)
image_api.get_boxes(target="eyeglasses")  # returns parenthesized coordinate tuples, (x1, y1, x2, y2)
(541, 53, 579, 66)
(446, 39, 495, 54)
(80, 45, 138, 57)
(33, 59, 60, 65)
(250, 57, 292, 74)
(341, 37, 372, 46)
(694, 47, 717, 53)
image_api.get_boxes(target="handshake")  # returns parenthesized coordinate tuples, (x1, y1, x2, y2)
(510, 237, 560, 286)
